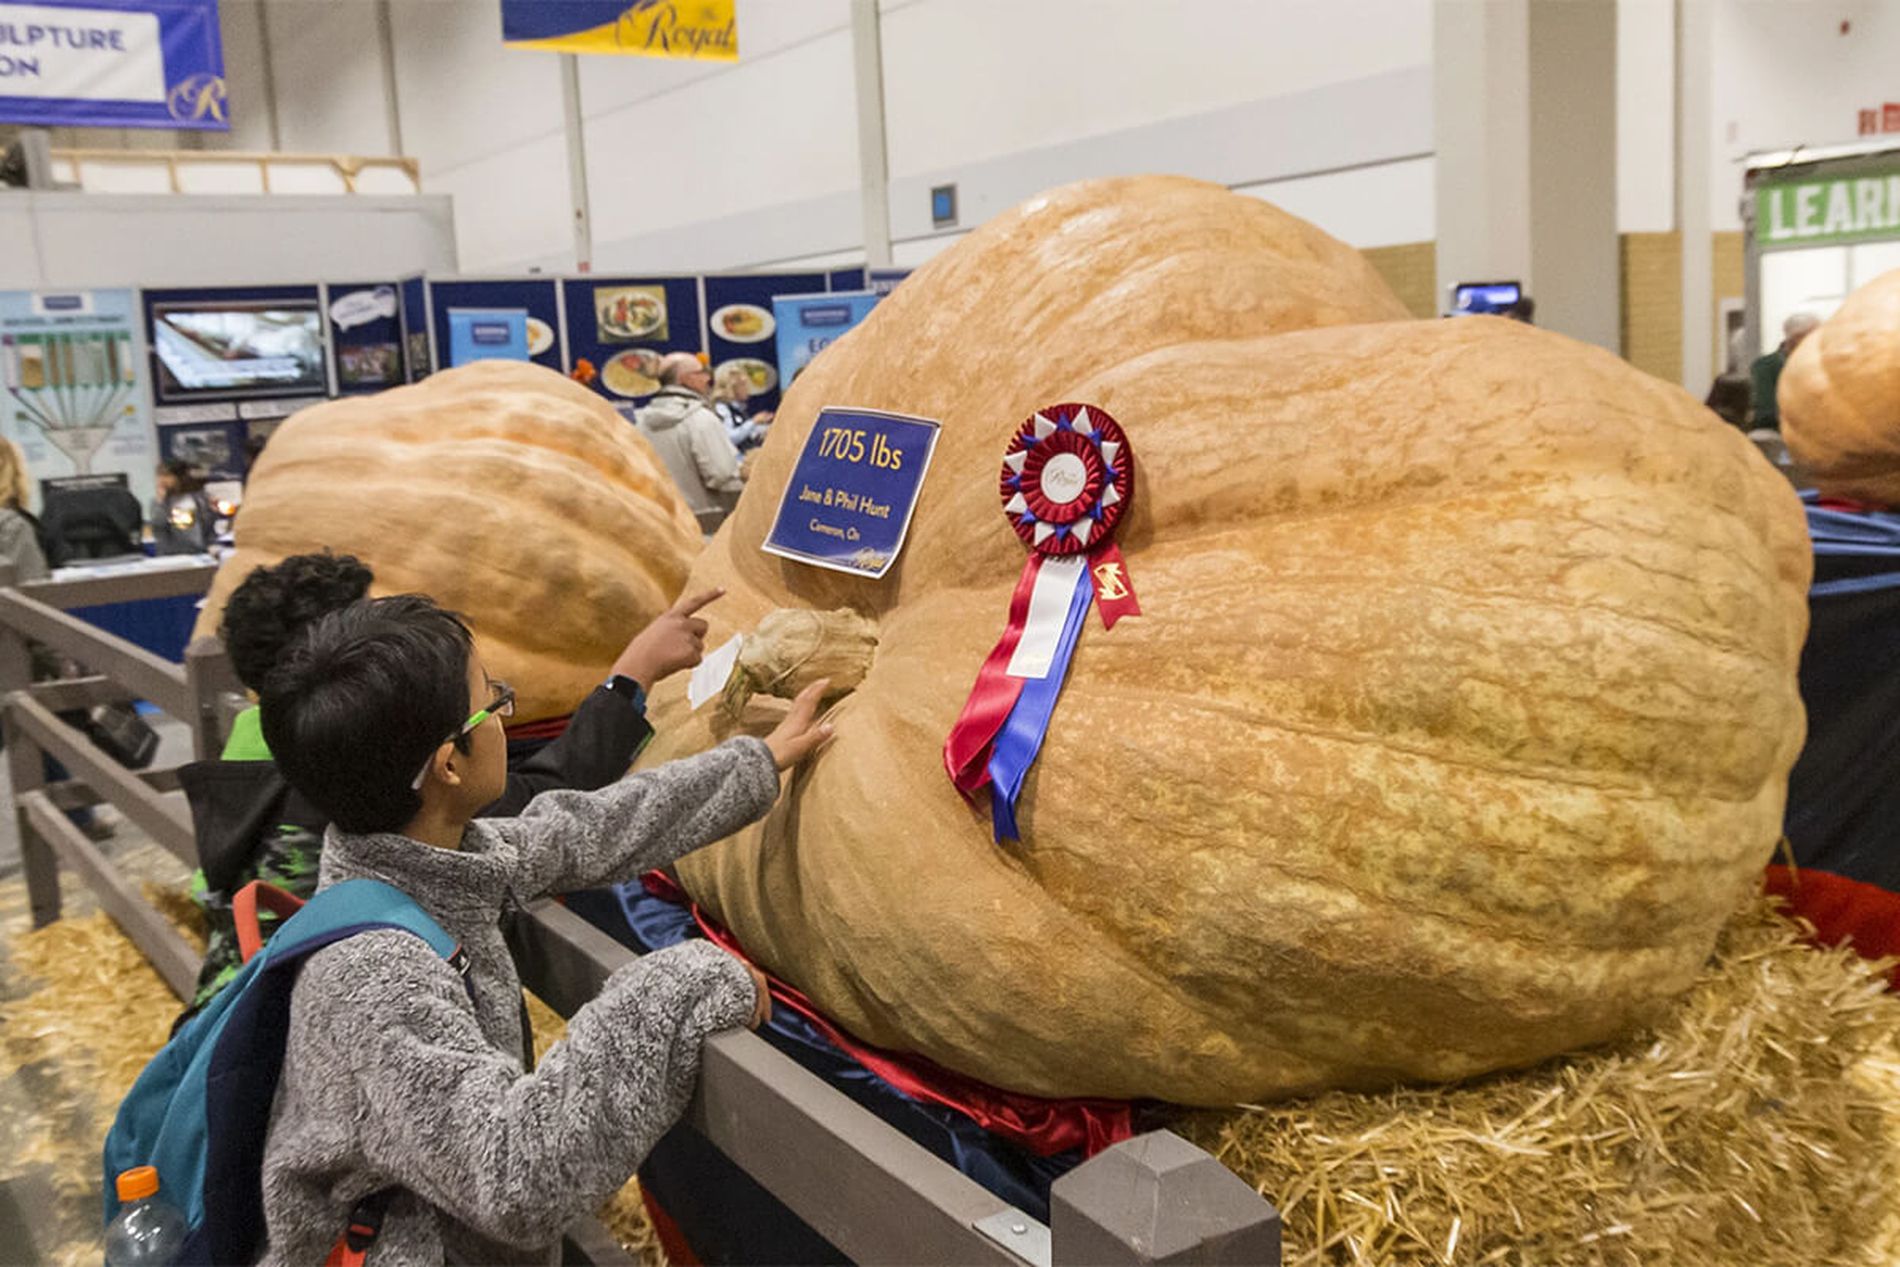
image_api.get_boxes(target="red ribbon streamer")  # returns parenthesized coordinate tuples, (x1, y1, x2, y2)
(942, 553, 1047, 794)
(1087, 541, 1141, 630)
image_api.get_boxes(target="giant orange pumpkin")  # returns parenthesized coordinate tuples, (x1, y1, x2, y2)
(197, 361, 701, 721)
(1781, 267, 1900, 506)
(644, 176, 1812, 1105)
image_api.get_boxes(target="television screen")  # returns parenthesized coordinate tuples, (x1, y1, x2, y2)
(1449, 281, 1523, 316)
(153, 303, 327, 401)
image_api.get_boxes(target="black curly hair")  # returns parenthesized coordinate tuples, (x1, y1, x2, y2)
(220, 552, 375, 694)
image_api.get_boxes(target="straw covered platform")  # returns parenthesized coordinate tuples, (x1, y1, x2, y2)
(1178, 897, 1900, 1266)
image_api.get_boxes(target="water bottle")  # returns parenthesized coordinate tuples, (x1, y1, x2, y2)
(105, 1166, 185, 1266)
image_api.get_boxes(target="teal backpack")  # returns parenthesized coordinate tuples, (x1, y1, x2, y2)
(102, 878, 466, 1265)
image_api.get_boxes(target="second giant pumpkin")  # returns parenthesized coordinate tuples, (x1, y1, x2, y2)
(197, 361, 702, 720)
(645, 177, 1812, 1105)
(1781, 266, 1900, 506)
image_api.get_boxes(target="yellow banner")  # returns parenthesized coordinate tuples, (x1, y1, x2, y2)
(507, 1, 738, 62)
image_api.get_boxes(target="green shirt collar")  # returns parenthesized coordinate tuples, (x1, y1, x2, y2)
(221, 706, 273, 762)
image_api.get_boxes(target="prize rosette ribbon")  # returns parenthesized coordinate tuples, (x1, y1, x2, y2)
(943, 402, 1141, 841)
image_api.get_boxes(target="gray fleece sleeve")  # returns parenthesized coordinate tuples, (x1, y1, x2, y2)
(303, 930, 755, 1250)
(500, 735, 778, 901)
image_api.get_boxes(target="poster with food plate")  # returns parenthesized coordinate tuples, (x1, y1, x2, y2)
(597, 286, 669, 344)
(704, 271, 828, 416)
(710, 303, 775, 344)
(600, 347, 665, 399)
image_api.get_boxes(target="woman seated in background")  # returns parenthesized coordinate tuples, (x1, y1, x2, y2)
(151, 459, 216, 556)
(710, 363, 774, 453)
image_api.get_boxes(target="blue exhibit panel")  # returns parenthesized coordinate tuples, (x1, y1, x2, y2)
(71, 595, 199, 664)
(427, 279, 563, 373)
(561, 275, 702, 410)
(326, 281, 404, 396)
(399, 275, 430, 381)
(703, 271, 827, 415)
(828, 267, 867, 293)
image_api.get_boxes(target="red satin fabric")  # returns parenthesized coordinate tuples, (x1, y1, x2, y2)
(639, 1188, 703, 1266)
(642, 872, 1134, 1157)
(1764, 864, 1900, 986)
(941, 554, 1046, 795)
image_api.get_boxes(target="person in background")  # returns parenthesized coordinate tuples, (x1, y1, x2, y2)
(151, 459, 215, 555)
(0, 437, 45, 586)
(1705, 374, 1752, 431)
(1502, 295, 1536, 324)
(0, 438, 116, 838)
(175, 549, 721, 1023)
(1750, 312, 1820, 431)
(710, 362, 774, 453)
(637, 352, 746, 533)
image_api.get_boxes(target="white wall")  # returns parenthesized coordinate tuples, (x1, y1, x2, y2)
(0, 193, 456, 290)
(1709, 0, 1900, 231)
(265, 0, 398, 156)
(374, 0, 1438, 273)
(387, 0, 571, 273)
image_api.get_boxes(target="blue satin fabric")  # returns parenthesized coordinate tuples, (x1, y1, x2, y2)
(986, 560, 1095, 842)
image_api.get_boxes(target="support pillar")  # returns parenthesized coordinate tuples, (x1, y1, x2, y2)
(1434, 0, 1618, 351)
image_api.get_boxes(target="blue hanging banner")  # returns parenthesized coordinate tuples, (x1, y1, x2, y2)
(0, 0, 227, 130)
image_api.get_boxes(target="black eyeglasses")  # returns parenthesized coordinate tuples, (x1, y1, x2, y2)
(411, 680, 515, 790)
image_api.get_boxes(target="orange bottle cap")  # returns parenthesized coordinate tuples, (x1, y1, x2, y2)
(116, 1166, 159, 1202)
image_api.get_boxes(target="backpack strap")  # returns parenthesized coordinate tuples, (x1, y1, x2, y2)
(323, 1189, 394, 1267)
(232, 880, 307, 965)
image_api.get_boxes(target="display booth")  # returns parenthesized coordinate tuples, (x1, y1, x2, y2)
(1744, 139, 1900, 359)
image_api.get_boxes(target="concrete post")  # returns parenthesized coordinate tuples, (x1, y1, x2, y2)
(1050, 1130, 1282, 1265)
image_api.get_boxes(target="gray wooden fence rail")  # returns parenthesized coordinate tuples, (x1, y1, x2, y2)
(0, 564, 1282, 1266)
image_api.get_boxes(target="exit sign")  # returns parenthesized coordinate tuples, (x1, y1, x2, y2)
(1857, 103, 1900, 135)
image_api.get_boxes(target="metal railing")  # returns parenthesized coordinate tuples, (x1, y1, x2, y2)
(0, 564, 1282, 1266)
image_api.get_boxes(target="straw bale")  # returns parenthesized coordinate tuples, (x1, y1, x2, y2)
(1, 880, 198, 1265)
(1177, 898, 1900, 1266)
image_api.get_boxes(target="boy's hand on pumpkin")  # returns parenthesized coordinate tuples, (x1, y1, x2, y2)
(611, 588, 723, 690)
(764, 679, 834, 770)
(742, 962, 772, 1028)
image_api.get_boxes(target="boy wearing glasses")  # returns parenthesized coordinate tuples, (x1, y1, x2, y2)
(178, 551, 715, 1024)
(254, 594, 831, 1266)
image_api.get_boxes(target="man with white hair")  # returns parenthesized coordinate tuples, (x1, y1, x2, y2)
(636, 351, 745, 532)
(1750, 312, 1821, 431)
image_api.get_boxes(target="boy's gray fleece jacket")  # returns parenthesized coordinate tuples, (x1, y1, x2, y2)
(259, 737, 779, 1266)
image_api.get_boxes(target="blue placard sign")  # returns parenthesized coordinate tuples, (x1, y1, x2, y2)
(0, 0, 228, 131)
(446, 308, 528, 367)
(771, 289, 880, 391)
(763, 407, 940, 579)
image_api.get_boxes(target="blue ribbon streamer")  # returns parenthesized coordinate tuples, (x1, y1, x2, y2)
(986, 561, 1096, 842)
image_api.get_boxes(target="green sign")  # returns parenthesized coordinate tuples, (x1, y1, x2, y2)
(1757, 170, 1900, 250)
